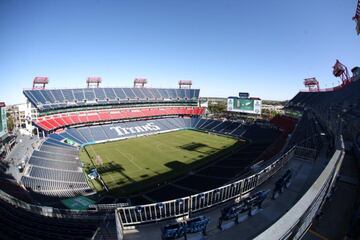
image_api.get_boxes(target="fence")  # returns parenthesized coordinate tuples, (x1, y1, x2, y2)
(117, 145, 296, 227)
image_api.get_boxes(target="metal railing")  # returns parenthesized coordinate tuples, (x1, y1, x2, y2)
(117, 146, 296, 226)
(0, 188, 103, 220)
(254, 147, 345, 240)
(254, 114, 345, 240)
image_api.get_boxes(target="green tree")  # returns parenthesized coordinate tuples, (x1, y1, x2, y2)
(6, 113, 15, 132)
(207, 102, 227, 114)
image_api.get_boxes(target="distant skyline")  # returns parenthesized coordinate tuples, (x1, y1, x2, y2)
(1, 0, 359, 104)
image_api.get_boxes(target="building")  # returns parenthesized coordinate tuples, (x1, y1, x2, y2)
(0, 102, 9, 157)
(0, 102, 7, 141)
(7, 102, 38, 135)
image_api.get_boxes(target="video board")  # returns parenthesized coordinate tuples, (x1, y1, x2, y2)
(227, 97, 262, 115)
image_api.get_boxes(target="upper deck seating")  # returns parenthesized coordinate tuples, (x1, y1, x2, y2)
(288, 79, 360, 110)
(23, 87, 200, 111)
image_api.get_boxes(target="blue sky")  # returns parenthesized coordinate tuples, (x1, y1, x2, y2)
(0, 0, 359, 104)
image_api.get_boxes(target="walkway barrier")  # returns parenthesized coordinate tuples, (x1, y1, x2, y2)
(254, 118, 345, 240)
(0, 188, 103, 220)
(116, 146, 298, 227)
(254, 148, 344, 240)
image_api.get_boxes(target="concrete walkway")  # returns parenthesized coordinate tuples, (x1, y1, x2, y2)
(303, 153, 360, 240)
(4, 134, 41, 182)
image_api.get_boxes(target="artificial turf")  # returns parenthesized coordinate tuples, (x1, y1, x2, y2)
(80, 129, 241, 196)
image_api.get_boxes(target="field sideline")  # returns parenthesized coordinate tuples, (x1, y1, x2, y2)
(80, 129, 243, 196)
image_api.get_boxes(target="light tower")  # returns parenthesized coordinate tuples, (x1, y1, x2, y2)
(87, 77, 102, 88)
(133, 78, 147, 88)
(332, 60, 351, 85)
(32, 77, 49, 90)
(304, 77, 320, 92)
(178, 80, 192, 89)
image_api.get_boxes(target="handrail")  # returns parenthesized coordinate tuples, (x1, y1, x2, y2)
(116, 146, 296, 226)
(0, 188, 103, 219)
(254, 109, 345, 239)
(254, 148, 344, 240)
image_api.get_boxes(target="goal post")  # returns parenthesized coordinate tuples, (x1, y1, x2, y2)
(95, 155, 104, 166)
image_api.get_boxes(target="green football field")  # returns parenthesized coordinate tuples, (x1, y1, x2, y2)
(80, 129, 242, 196)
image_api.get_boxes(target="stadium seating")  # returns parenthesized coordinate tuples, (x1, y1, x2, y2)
(13, 78, 354, 239)
(284, 111, 324, 152)
(23, 87, 200, 111)
(21, 139, 93, 197)
(0, 176, 33, 203)
(8, 70, 359, 240)
(34, 106, 206, 131)
(0, 198, 100, 240)
(57, 117, 250, 145)
(161, 215, 210, 239)
(86, 119, 277, 205)
(217, 190, 269, 230)
(288, 78, 360, 113)
(270, 115, 297, 134)
(55, 117, 282, 148)
(21, 116, 283, 201)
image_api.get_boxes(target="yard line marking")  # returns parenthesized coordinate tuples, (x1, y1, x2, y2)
(115, 149, 142, 170)
(102, 154, 116, 184)
(81, 130, 239, 195)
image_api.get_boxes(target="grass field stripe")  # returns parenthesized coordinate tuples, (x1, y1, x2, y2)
(79, 130, 240, 196)
(114, 149, 142, 171)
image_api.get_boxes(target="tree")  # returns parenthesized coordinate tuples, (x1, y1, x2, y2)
(207, 102, 227, 114)
(6, 113, 15, 133)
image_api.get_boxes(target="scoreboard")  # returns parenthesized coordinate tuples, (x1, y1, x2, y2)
(227, 97, 262, 115)
(238, 92, 249, 98)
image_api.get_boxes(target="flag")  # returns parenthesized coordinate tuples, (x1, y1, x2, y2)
(354, 0, 360, 35)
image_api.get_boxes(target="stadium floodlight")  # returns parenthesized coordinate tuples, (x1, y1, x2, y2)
(133, 78, 148, 88)
(178, 80, 192, 89)
(303, 77, 320, 92)
(32, 76, 49, 90)
(332, 60, 351, 85)
(87, 77, 102, 88)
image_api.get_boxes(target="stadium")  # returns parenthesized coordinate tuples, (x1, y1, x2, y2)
(0, 61, 358, 239)
(19, 78, 283, 206)
(1, 1, 360, 240)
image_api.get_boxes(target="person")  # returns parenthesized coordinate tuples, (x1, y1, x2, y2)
(272, 178, 283, 199)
